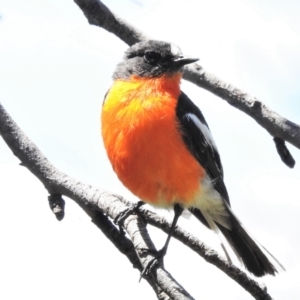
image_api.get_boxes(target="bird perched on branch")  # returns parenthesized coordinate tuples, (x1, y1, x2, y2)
(101, 40, 281, 277)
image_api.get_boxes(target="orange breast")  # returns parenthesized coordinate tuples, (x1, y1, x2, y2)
(101, 74, 205, 207)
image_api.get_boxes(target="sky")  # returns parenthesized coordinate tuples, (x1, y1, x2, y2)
(0, 0, 300, 299)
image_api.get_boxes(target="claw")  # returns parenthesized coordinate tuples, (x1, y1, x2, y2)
(114, 201, 145, 233)
(139, 247, 167, 281)
(139, 257, 159, 282)
(138, 204, 183, 281)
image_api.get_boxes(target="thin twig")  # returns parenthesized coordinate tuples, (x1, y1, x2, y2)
(273, 137, 295, 168)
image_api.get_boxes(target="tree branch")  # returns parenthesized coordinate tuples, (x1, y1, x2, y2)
(0, 102, 187, 300)
(73, 0, 299, 168)
(0, 102, 272, 299)
(74, 0, 148, 45)
(117, 197, 272, 300)
(183, 66, 299, 168)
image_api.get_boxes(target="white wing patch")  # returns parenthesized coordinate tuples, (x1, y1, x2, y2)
(185, 113, 218, 150)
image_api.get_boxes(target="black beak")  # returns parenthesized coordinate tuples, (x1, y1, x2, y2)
(173, 56, 199, 69)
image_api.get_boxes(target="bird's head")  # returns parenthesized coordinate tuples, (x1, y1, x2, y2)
(113, 40, 199, 80)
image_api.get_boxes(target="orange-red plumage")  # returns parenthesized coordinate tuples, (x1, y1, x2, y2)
(102, 74, 205, 206)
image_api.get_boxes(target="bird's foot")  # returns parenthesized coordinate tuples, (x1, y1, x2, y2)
(114, 201, 145, 234)
(139, 247, 167, 281)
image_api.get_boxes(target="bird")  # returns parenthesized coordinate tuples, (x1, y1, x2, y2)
(101, 40, 281, 277)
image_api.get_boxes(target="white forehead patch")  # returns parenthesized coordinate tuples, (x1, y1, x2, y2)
(170, 43, 181, 56)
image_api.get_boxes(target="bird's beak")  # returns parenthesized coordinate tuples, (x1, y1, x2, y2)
(173, 56, 199, 69)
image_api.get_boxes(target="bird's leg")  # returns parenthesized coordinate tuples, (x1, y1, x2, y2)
(140, 204, 183, 280)
(114, 200, 145, 234)
(158, 204, 184, 256)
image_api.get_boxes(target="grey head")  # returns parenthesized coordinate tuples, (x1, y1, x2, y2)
(113, 40, 199, 80)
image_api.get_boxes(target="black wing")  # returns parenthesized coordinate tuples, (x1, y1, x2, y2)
(176, 91, 230, 205)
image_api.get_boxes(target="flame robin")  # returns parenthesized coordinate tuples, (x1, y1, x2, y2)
(101, 40, 281, 277)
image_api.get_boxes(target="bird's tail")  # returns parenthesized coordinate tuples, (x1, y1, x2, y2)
(190, 205, 284, 277)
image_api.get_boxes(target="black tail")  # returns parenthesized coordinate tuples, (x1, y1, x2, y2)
(217, 210, 277, 277)
(190, 207, 280, 277)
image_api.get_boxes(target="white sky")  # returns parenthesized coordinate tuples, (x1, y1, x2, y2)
(1, 0, 300, 299)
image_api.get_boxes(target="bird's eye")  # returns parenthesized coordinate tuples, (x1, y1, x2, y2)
(144, 51, 161, 64)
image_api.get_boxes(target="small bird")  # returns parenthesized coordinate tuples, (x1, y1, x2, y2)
(101, 40, 280, 277)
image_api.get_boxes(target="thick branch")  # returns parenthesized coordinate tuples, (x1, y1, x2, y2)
(0, 102, 272, 299)
(90, 211, 170, 299)
(73, 0, 299, 167)
(0, 102, 188, 300)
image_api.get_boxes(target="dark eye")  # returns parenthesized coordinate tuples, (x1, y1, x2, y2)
(144, 51, 161, 64)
